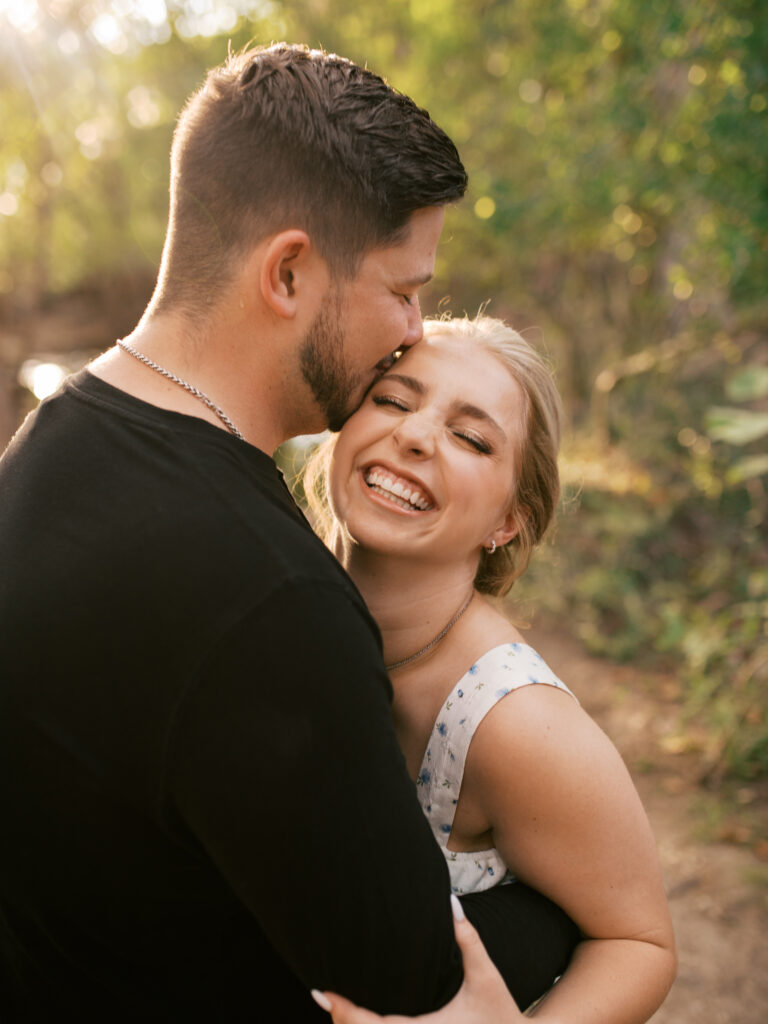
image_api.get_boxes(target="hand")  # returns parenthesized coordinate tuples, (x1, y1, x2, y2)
(311, 896, 528, 1024)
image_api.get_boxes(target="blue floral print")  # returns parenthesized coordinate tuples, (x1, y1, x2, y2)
(414, 641, 577, 895)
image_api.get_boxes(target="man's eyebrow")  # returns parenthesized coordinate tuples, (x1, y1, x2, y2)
(397, 272, 433, 289)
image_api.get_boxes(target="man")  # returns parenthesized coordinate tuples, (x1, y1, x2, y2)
(0, 45, 576, 1021)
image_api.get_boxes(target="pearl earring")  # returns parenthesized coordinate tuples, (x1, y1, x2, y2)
(485, 540, 497, 555)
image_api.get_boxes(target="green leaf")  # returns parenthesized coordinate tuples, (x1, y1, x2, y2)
(726, 366, 768, 402)
(726, 454, 768, 485)
(705, 407, 768, 446)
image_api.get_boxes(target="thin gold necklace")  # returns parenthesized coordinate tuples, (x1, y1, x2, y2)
(385, 591, 474, 672)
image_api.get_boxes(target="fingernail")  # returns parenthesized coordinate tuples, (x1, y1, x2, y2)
(311, 989, 333, 1012)
(450, 893, 465, 921)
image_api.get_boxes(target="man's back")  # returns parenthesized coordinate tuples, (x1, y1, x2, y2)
(0, 371, 462, 1019)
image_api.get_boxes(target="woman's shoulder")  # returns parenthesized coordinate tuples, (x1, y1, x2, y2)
(457, 637, 578, 702)
(445, 600, 581, 749)
(455, 628, 589, 753)
(464, 643, 617, 800)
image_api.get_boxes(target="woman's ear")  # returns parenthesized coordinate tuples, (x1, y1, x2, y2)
(487, 506, 528, 550)
(259, 230, 321, 319)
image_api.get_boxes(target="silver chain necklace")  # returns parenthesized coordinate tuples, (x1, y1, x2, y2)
(116, 339, 245, 441)
(385, 590, 474, 672)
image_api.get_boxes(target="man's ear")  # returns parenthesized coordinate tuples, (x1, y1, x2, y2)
(259, 230, 322, 319)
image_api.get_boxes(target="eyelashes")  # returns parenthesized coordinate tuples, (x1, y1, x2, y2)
(457, 432, 492, 454)
(372, 394, 409, 411)
(370, 395, 493, 454)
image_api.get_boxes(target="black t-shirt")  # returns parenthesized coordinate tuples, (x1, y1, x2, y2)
(0, 371, 576, 1021)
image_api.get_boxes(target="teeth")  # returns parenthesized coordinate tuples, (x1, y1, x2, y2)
(364, 470, 433, 511)
(369, 485, 413, 510)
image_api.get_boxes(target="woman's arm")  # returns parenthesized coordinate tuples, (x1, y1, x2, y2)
(465, 683, 677, 1024)
(313, 680, 675, 1024)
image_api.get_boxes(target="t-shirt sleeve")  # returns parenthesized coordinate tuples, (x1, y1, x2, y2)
(165, 577, 462, 1015)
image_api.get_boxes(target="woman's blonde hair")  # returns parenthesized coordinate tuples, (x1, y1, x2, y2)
(303, 313, 563, 597)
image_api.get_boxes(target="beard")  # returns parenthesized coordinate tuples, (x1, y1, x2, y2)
(299, 290, 359, 432)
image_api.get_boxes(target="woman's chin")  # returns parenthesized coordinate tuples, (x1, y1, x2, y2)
(346, 521, 427, 562)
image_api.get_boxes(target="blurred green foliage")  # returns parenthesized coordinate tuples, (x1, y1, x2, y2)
(2, 0, 766, 779)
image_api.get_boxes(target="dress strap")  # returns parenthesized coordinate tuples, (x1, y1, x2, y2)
(416, 643, 576, 842)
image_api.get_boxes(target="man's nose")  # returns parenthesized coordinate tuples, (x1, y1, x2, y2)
(402, 297, 423, 350)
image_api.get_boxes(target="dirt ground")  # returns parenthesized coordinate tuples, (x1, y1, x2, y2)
(525, 619, 768, 1024)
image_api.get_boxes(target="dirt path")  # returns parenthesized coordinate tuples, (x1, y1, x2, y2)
(525, 620, 768, 1024)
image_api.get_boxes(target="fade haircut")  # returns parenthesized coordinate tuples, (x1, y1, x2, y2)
(152, 43, 468, 315)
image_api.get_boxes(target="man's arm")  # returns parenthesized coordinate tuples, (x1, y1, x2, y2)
(166, 578, 462, 1015)
(166, 578, 578, 1014)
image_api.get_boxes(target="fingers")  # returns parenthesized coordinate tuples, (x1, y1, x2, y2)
(450, 894, 527, 1023)
(312, 989, 389, 1023)
(311, 990, 334, 1013)
(309, 899, 522, 1024)
(449, 894, 501, 986)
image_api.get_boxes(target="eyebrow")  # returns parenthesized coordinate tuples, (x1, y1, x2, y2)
(383, 373, 425, 393)
(397, 272, 433, 289)
(381, 374, 507, 439)
(455, 401, 507, 439)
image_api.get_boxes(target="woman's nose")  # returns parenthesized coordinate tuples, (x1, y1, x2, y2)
(392, 411, 437, 458)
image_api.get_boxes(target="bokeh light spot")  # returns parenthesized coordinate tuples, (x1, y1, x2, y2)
(0, 192, 19, 216)
(673, 280, 694, 300)
(688, 65, 707, 86)
(19, 361, 68, 401)
(519, 79, 542, 103)
(474, 196, 496, 220)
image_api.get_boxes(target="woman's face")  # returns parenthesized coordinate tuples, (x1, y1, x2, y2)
(330, 334, 525, 568)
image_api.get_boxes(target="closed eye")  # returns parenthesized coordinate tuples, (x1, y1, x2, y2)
(372, 394, 410, 412)
(453, 431, 492, 454)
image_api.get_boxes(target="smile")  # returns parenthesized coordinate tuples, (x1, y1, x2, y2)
(363, 465, 434, 512)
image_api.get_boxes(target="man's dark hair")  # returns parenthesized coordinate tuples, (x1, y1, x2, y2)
(153, 43, 468, 315)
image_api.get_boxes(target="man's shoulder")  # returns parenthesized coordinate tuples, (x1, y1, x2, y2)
(3, 370, 365, 619)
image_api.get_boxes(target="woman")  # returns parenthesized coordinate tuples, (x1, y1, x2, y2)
(305, 314, 676, 1022)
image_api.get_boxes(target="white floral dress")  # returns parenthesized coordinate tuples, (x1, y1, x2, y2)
(416, 642, 578, 895)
